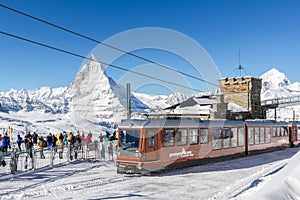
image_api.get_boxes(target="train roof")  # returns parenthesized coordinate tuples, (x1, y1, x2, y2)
(245, 120, 288, 126)
(118, 118, 245, 128)
(118, 118, 292, 129)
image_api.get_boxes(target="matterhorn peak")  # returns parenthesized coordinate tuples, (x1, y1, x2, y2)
(85, 54, 105, 75)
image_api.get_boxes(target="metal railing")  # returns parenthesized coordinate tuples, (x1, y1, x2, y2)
(0, 140, 117, 177)
(262, 95, 300, 107)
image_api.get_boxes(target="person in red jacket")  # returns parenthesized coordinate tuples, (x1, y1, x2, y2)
(85, 134, 92, 144)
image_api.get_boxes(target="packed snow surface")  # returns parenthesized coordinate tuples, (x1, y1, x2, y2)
(0, 148, 299, 200)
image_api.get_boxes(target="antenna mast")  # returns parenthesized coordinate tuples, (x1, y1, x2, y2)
(238, 49, 243, 77)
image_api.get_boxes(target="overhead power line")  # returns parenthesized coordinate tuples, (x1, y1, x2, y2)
(0, 30, 205, 93)
(0, 4, 264, 111)
(0, 3, 219, 88)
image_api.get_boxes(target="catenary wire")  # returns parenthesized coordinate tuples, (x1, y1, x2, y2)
(0, 4, 265, 110)
(0, 3, 220, 88)
(0, 30, 206, 93)
(0, 29, 263, 110)
(1, 3, 259, 105)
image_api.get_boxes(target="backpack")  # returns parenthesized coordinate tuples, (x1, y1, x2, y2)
(43, 140, 47, 147)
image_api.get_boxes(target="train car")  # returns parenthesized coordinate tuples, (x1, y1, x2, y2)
(116, 118, 296, 174)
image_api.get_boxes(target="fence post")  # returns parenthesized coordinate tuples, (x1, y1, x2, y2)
(32, 149, 36, 170)
(50, 147, 54, 166)
(67, 144, 70, 162)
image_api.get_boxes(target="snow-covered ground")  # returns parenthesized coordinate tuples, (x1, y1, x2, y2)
(0, 147, 299, 200)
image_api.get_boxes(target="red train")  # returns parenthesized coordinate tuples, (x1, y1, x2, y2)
(116, 118, 300, 174)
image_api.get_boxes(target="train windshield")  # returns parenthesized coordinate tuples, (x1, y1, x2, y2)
(119, 129, 140, 150)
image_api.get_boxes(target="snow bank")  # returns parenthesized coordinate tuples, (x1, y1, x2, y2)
(248, 150, 300, 200)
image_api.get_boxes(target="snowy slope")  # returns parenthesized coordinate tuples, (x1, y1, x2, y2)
(261, 68, 300, 100)
(0, 146, 298, 199)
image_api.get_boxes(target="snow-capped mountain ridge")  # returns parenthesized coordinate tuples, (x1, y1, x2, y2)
(260, 68, 300, 100)
(1, 61, 300, 133)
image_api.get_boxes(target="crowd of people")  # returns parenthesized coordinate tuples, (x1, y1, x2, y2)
(0, 130, 118, 160)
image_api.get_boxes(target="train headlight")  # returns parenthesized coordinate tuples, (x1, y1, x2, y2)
(135, 152, 141, 157)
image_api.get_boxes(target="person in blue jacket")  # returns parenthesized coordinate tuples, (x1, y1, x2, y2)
(2, 133, 9, 153)
(17, 134, 23, 151)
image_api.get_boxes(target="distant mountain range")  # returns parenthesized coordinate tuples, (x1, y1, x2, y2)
(1, 56, 299, 134)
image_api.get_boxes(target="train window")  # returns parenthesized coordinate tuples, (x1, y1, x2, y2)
(255, 128, 260, 145)
(189, 129, 199, 145)
(200, 128, 209, 144)
(248, 128, 254, 145)
(265, 127, 271, 143)
(231, 128, 238, 147)
(277, 127, 281, 137)
(147, 131, 155, 148)
(177, 129, 188, 146)
(280, 127, 285, 136)
(223, 128, 231, 149)
(163, 129, 175, 147)
(212, 128, 222, 150)
(272, 127, 277, 137)
(119, 129, 140, 149)
(238, 128, 244, 147)
(260, 127, 265, 144)
(283, 127, 288, 136)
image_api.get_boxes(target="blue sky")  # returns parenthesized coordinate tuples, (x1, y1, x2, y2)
(1, 0, 300, 94)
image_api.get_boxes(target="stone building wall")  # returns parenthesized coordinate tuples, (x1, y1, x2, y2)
(220, 77, 263, 119)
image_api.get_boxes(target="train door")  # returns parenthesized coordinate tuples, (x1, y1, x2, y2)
(145, 129, 158, 161)
(289, 122, 297, 147)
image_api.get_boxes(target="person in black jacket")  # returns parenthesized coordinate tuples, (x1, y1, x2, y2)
(32, 132, 38, 146)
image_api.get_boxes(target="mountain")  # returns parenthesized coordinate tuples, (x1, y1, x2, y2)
(260, 68, 300, 121)
(66, 54, 148, 130)
(0, 55, 149, 134)
(0, 87, 69, 114)
(2, 61, 300, 135)
(260, 68, 300, 100)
